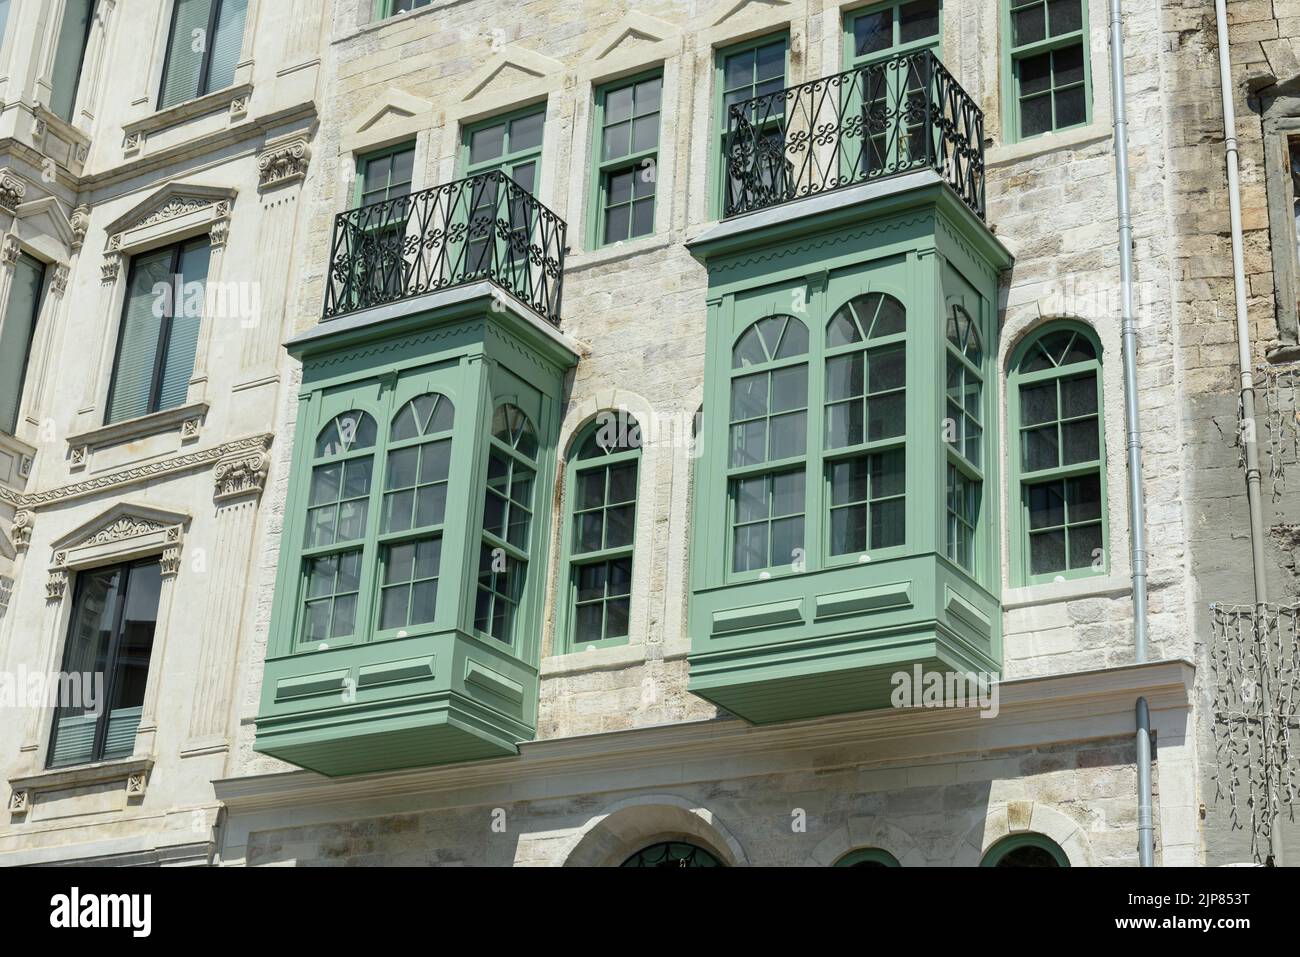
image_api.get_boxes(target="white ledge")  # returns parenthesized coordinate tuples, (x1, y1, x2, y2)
(66, 401, 208, 453)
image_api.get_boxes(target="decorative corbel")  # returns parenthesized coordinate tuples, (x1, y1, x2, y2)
(213, 434, 273, 503)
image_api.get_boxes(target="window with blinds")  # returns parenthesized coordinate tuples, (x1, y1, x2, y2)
(48, 560, 162, 769)
(49, 0, 96, 122)
(0, 252, 46, 436)
(158, 0, 248, 110)
(105, 238, 211, 425)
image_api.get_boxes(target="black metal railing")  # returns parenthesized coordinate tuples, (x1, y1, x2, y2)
(724, 50, 986, 219)
(323, 170, 566, 325)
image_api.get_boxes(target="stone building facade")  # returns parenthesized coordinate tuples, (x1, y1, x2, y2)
(0, 0, 1293, 867)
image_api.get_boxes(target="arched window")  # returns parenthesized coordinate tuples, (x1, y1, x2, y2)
(1008, 323, 1106, 584)
(824, 293, 906, 556)
(620, 841, 722, 867)
(476, 403, 538, 643)
(981, 833, 1069, 867)
(302, 410, 377, 642)
(729, 314, 809, 574)
(377, 394, 455, 632)
(834, 847, 901, 867)
(564, 411, 642, 650)
(945, 304, 984, 572)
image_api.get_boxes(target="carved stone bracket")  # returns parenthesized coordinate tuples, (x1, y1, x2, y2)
(0, 575, 12, 612)
(213, 434, 273, 503)
(51, 264, 69, 295)
(1, 234, 20, 265)
(70, 204, 90, 250)
(257, 131, 312, 191)
(0, 169, 28, 214)
(10, 510, 32, 552)
(8, 789, 28, 815)
(45, 568, 66, 602)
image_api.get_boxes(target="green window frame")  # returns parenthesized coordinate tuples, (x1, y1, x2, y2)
(158, 0, 249, 111)
(355, 141, 416, 207)
(728, 314, 810, 576)
(589, 71, 662, 248)
(1001, 0, 1091, 142)
(981, 833, 1070, 867)
(944, 304, 985, 573)
(475, 404, 539, 645)
(712, 33, 788, 219)
(374, 0, 430, 20)
(559, 411, 641, 651)
(0, 252, 48, 435)
(299, 390, 458, 645)
(460, 106, 546, 274)
(824, 293, 907, 559)
(841, 1, 943, 180)
(1008, 322, 1107, 585)
(48, 559, 162, 768)
(105, 237, 211, 425)
(834, 847, 902, 867)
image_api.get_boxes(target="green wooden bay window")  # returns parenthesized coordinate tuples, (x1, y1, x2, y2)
(1008, 322, 1107, 584)
(590, 73, 662, 247)
(686, 171, 1010, 725)
(0, 252, 47, 435)
(159, 0, 249, 110)
(256, 291, 575, 776)
(559, 412, 641, 652)
(1002, 0, 1090, 141)
(105, 237, 210, 425)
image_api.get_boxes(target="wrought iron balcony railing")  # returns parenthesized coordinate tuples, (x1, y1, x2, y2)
(323, 170, 566, 325)
(724, 50, 986, 220)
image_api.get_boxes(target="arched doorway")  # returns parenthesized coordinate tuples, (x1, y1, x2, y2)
(620, 841, 722, 867)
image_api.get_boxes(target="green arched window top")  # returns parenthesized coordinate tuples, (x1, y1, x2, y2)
(835, 847, 901, 867)
(476, 403, 539, 644)
(559, 411, 642, 652)
(621, 841, 722, 867)
(1008, 321, 1106, 586)
(728, 314, 810, 575)
(981, 833, 1070, 867)
(303, 410, 379, 643)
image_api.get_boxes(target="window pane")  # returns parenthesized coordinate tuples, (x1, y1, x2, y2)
(159, 0, 213, 109)
(1020, 382, 1057, 425)
(157, 241, 212, 412)
(1030, 529, 1066, 574)
(207, 0, 249, 95)
(899, 0, 941, 43)
(0, 253, 46, 434)
(1028, 481, 1066, 530)
(1068, 473, 1102, 522)
(106, 249, 172, 424)
(1012, 2, 1046, 47)
(50, 0, 96, 120)
(510, 111, 545, 152)
(1061, 418, 1099, 465)
(1055, 84, 1087, 129)
(854, 10, 893, 58)
(1048, 0, 1083, 36)
(1069, 522, 1103, 570)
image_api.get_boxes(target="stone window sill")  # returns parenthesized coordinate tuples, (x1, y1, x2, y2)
(8, 757, 153, 817)
(122, 83, 254, 147)
(66, 401, 208, 470)
(1002, 573, 1131, 610)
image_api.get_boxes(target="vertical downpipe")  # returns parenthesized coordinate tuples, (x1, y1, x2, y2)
(1107, 0, 1155, 866)
(1213, 0, 1280, 866)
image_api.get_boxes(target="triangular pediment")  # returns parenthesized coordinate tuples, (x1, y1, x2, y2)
(13, 196, 76, 248)
(585, 12, 678, 61)
(50, 503, 189, 554)
(456, 46, 563, 101)
(348, 88, 434, 138)
(712, 0, 791, 27)
(103, 183, 237, 240)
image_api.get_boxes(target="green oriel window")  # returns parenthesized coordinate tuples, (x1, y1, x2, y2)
(475, 404, 538, 644)
(563, 412, 641, 650)
(105, 237, 211, 425)
(0, 252, 47, 435)
(158, 0, 249, 110)
(844, 0, 942, 175)
(591, 73, 662, 247)
(1003, 0, 1090, 141)
(1009, 323, 1106, 584)
(49, 559, 162, 768)
(715, 35, 787, 217)
(944, 304, 984, 571)
(49, 0, 96, 122)
(461, 107, 545, 272)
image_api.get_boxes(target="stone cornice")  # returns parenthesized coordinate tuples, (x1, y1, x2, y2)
(215, 659, 1196, 813)
(0, 433, 274, 512)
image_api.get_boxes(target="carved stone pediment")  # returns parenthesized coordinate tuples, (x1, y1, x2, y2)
(48, 504, 189, 588)
(103, 183, 236, 257)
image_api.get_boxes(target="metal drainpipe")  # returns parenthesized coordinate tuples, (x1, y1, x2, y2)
(1213, 0, 1280, 866)
(1107, 0, 1155, 867)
